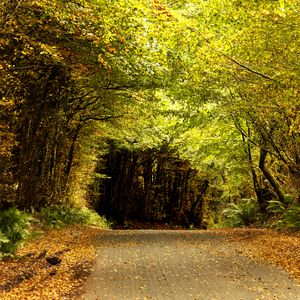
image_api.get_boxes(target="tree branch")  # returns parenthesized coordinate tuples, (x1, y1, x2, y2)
(186, 26, 276, 82)
(80, 114, 124, 122)
(223, 55, 275, 81)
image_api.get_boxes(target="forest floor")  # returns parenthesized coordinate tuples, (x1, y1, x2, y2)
(0, 226, 299, 299)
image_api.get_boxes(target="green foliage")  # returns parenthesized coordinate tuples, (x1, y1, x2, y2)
(269, 204, 300, 230)
(0, 205, 109, 257)
(0, 230, 9, 244)
(39, 205, 109, 229)
(2, 0, 300, 224)
(282, 205, 300, 230)
(221, 198, 261, 228)
(0, 208, 33, 256)
(267, 200, 286, 215)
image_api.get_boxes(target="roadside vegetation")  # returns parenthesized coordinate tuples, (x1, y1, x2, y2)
(0, 206, 109, 258)
(220, 198, 300, 230)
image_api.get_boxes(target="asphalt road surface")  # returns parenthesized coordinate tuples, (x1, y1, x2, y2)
(80, 230, 300, 300)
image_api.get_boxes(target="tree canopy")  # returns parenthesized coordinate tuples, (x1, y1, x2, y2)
(1, 0, 300, 227)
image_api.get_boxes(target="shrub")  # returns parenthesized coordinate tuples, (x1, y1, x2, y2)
(0, 208, 33, 256)
(221, 198, 261, 227)
(39, 204, 109, 228)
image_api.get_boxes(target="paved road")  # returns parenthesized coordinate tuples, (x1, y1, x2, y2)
(80, 230, 300, 300)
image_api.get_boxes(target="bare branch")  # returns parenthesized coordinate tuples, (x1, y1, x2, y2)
(80, 114, 124, 122)
(223, 55, 275, 81)
(186, 26, 276, 82)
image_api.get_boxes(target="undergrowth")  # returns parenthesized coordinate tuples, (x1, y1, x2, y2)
(0, 208, 33, 257)
(282, 205, 300, 230)
(267, 201, 300, 230)
(221, 198, 262, 228)
(39, 204, 109, 229)
(0, 205, 109, 257)
(220, 197, 300, 230)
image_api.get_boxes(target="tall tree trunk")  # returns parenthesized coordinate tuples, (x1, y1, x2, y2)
(259, 148, 285, 203)
(244, 129, 266, 212)
(188, 180, 209, 227)
(65, 124, 82, 177)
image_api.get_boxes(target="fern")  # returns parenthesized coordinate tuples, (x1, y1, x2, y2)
(0, 230, 9, 244)
(39, 204, 109, 228)
(0, 208, 33, 255)
(282, 205, 300, 230)
(221, 198, 261, 227)
(267, 200, 286, 214)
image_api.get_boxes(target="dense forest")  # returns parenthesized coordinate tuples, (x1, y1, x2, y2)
(1, 0, 300, 240)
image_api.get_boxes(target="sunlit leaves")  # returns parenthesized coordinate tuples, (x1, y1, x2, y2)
(2, 0, 300, 207)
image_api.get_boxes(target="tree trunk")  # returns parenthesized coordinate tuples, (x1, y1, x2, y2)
(259, 148, 285, 203)
(244, 130, 267, 212)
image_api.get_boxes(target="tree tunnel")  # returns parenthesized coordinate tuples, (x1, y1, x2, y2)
(95, 141, 210, 228)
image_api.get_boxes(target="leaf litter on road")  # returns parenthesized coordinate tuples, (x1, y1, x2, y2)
(0, 227, 300, 299)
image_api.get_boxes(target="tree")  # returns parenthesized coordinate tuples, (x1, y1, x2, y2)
(1, 0, 300, 222)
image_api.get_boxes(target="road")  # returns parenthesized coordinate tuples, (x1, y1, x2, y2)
(79, 230, 300, 300)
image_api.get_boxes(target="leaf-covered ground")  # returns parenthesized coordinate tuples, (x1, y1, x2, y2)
(0, 227, 299, 299)
(0, 226, 102, 300)
(215, 228, 300, 282)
